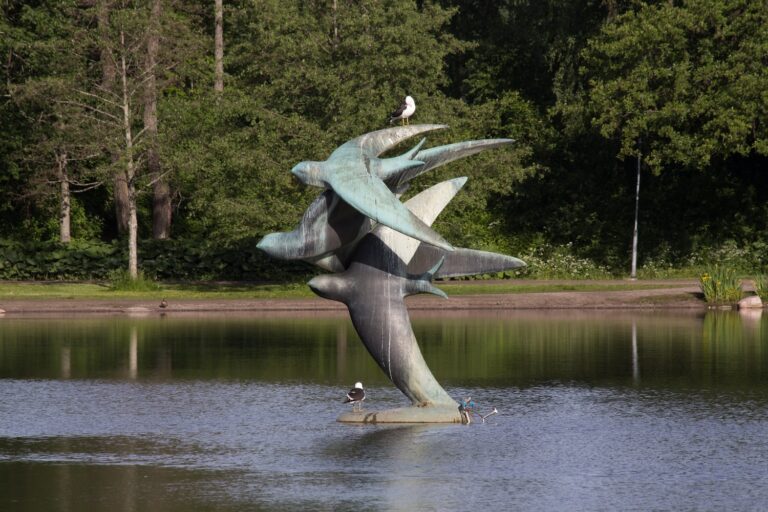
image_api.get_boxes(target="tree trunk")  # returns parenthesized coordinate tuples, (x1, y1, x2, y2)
(144, 0, 171, 239)
(98, 0, 130, 235)
(128, 179, 138, 279)
(214, 0, 224, 92)
(113, 174, 130, 235)
(57, 151, 71, 244)
(331, 0, 339, 51)
(120, 29, 138, 279)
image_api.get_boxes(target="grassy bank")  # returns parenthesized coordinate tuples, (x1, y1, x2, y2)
(0, 280, 696, 301)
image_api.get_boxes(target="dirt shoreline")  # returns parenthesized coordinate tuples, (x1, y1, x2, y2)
(0, 280, 709, 315)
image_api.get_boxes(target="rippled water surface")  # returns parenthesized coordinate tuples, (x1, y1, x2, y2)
(1, 310, 767, 511)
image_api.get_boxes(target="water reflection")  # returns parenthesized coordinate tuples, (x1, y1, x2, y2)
(1, 310, 767, 511)
(0, 311, 766, 389)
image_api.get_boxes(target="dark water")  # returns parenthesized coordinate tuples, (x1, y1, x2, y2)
(1, 310, 767, 511)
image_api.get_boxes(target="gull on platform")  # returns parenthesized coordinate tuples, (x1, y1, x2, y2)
(389, 95, 415, 125)
(343, 382, 366, 411)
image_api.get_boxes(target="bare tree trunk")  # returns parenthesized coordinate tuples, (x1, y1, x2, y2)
(119, 29, 138, 279)
(214, 0, 224, 92)
(144, 0, 171, 239)
(98, 0, 130, 236)
(97, 0, 115, 86)
(57, 151, 71, 244)
(331, 0, 339, 50)
(114, 174, 130, 235)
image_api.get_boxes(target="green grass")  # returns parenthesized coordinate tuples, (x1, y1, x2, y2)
(436, 281, 692, 296)
(0, 279, 695, 301)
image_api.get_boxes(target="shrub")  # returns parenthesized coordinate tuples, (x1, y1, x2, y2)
(107, 269, 161, 291)
(698, 267, 743, 305)
(514, 242, 612, 279)
(754, 274, 768, 301)
(0, 238, 314, 282)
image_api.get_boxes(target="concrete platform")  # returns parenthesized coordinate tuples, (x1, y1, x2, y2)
(337, 405, 463, 424)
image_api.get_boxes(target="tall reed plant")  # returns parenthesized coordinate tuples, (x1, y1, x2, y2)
(754, 274, 768, 301)
(698, 267, 743, 305)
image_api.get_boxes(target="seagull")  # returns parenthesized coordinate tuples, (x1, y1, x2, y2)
(389, 95, 416, 125)
(159, 298, 168, 309)
(343, 382, 366, 411)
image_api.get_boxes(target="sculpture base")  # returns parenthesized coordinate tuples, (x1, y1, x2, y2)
(337, 405, 462, 424)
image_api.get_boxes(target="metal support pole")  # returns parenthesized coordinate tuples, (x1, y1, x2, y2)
(630, 148, 641, 279)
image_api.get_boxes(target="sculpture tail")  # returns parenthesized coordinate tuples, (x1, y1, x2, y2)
(405, 256, 447, 299)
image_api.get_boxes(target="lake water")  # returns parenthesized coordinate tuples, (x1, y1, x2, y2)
(1, 309, 767, 511)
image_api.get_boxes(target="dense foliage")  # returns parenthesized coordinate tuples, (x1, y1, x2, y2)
(1, 0, 766, 280)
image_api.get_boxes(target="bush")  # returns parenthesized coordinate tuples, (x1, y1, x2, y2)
(0, 238, 314, 283)
(754, 274, 768, 301)
(514, 242, 612, 279)
(698, 267, 743, 305)
(107, 269, 161, 291)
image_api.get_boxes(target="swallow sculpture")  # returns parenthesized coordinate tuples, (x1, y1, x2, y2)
(308, 179, 467, 407)
(289, 124, 454, 252)
(258, 125, 527, 422)
(256, 125, 514, 266)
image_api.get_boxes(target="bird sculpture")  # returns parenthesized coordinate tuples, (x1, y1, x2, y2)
(310, 179, 469, 407)
(389, 95, 416, 125)
(289, 125, 454, 252)
(258, 124, 527, 422)
(343, 382, 366, 411)
(257, 124, 519, 274)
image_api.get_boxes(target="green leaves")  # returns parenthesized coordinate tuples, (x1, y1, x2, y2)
(0, 238, 313, 282)
(582, 0, 768, 170)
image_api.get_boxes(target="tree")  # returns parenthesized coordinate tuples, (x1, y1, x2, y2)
(2, 0, 105, 243)
(583, 0, 768, 171)
(214, 0, 224, 92)
(553, 0, 768, 266)
(144, 0, 172, 239)
(440, 0, 620, 107)
(226, 0, 468, 137)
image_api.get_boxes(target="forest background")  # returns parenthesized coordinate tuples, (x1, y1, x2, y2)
(1, 0, 766, 283)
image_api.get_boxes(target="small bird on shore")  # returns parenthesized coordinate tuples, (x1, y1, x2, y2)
(343, 382, 365, 411)
(159, 298, 168, 309)
(389, 95, 415, 125)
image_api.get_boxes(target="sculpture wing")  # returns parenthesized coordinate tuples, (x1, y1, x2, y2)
(326, 164, 454, 252)
(407, 245, 526, 279)
(256, 190, 374, 261)
(331, 124, 447, 160)
(372, 178, 466, 265)
(381, 139, 515, 187)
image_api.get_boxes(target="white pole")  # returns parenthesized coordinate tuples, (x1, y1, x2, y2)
(630, 148, 641, 279)
(632, 320, 639, 383)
